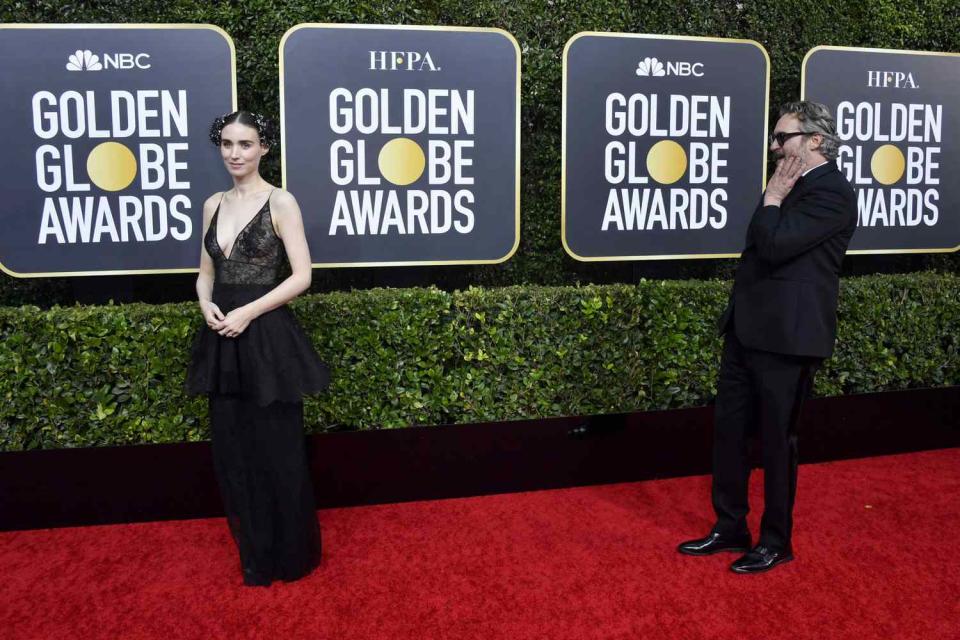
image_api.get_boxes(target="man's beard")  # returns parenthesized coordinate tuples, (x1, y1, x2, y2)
(771, 149, 803, 163)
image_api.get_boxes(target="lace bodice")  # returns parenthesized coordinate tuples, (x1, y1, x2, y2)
(205, 196, 288, 285)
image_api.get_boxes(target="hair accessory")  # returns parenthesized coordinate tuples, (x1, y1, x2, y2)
(209, 111, 278, 148)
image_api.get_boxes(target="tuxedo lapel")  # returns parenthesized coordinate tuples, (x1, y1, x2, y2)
(744, 162, 837, 249)
(784, 163, 836, 209)
(767, 163, 838, 215)
(780, 175, 807, 210)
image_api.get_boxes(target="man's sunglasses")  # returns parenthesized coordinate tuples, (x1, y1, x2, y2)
(769, 131, 810, 147)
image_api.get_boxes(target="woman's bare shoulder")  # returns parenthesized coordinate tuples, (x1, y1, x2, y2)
(269, 188, 300, 215)
(203, 191, 225, 214)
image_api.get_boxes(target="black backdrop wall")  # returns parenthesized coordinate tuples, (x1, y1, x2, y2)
(2, 0, 959, 307)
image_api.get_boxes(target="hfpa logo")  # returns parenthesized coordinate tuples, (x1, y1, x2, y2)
(867, 70, 919, 89)
(369, 50, 440, 71)
(66, 49, 152, 71)
(635, 56, 704, 77)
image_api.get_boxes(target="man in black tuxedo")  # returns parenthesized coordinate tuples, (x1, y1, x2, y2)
(677, 101, 858, 573)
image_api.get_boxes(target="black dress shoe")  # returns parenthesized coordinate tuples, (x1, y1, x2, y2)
(677, 531, 752, 556)
(730, 545, 794, 573)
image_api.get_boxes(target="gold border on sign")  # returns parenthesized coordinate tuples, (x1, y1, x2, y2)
(0, 23, 238, 278)
(801, 44, 960, 255)
(560, 31, 771, 262)
(279, 23, 522, 268)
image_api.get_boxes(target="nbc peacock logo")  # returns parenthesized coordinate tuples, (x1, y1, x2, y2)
(66, 50, 102, 72)
(635, 56, 705, 78)
(636, 57, 666, 77)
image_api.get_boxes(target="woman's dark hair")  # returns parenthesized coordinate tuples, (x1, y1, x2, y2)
(209, 110, 278, 148)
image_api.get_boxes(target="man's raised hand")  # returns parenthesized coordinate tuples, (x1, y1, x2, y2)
(764, 156, 805, 207)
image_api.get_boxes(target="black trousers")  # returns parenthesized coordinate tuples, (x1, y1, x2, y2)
(711, 331, 820, 550)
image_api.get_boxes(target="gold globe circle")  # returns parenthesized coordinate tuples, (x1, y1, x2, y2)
(87, 142, 137, 191)
(378, 138, 426, 186)
(646, 140, 687, 185)
(870, 144, 905, 185)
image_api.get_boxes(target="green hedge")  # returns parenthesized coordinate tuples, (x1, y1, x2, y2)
(2, 272, 958, 451)
(2, 0, 959, 305)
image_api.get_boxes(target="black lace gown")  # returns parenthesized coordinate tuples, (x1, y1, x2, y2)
(186, 195, 329, 586)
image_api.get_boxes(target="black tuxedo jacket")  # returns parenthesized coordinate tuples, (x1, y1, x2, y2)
(718, 162, 858, 358)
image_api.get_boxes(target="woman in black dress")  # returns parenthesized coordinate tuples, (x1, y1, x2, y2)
(186, 111, 329, 586)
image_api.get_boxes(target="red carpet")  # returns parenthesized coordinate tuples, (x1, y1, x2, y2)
(2, 448, 959, 639)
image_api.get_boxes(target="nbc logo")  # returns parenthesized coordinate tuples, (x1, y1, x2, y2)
(66, 49, 102, 71)
(65, 50, 152, 71)
(635, 56, 705, 77)
(636, 57, 666, 77)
